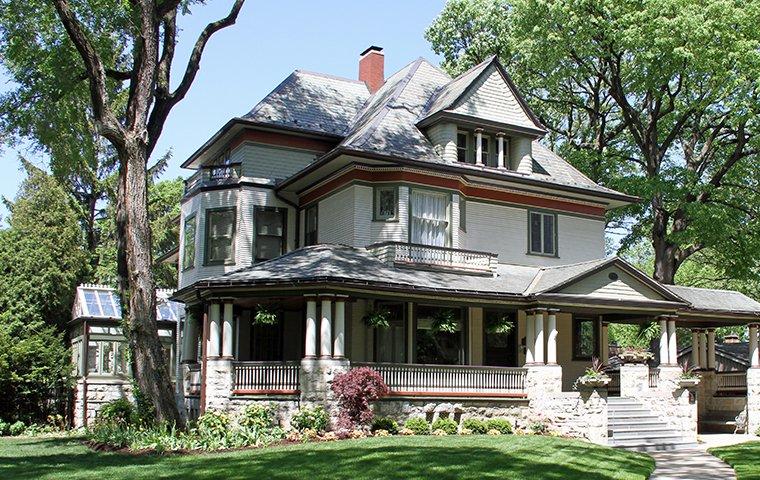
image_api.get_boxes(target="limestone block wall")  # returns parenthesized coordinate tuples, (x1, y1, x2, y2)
(373, 398, 531, 427)
(748, 368, 760, 434)
(73, 379, 133, 428)
(299, 358, 350, 428)
(226, 397, 300, 429)
(530, 389, 608, 444)
(204, 359, 233, 412)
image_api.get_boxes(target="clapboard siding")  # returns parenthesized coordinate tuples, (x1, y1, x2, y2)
(561, 267, 664, 301)
(427, 122, 458, 163)
(318, 186, 355, 245)
(233, 143, 316, 183)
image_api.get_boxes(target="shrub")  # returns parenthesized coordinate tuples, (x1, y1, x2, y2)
(432, 429, 448, 436)
(291, 405, 329, 433)
(530, 422, 548, 435)
(239, 403, 275, 430)
(460, 427, 473, 435)
(462, 418, 488, 434)
(196, 410, 230, 439)
(331, 367, 389, 430)
(398, 427, 415, 436)
(9, 421, 25, 436)
(373, 429, 390, 437)
(404, 417, 430, 435)
(97, 398, 135, 426)
(487, 428, 502, 436)
(431, 417, 458, 435)
(0, 420, 9, 436)
(371, 416, 398, 434)
(485, 418, 513, 435)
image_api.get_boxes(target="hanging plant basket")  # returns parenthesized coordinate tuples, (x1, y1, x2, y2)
(253, 304, 279, 325)
(432, 309, 459, 333)
(363, 308, 391, 329)
(486, 315, 514, 335)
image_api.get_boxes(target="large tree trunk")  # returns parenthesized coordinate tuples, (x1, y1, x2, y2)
(651, 197, 677, 285)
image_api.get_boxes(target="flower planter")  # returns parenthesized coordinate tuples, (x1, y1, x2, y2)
(618, 350, 654, 364)
(576, 376, 611, 389)
(678, 378, 700, 388)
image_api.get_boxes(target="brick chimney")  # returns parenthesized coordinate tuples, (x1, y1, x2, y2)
(359, 46, 384, 94)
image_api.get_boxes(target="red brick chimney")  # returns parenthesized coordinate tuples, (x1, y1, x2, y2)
(359, 46, 384, 94)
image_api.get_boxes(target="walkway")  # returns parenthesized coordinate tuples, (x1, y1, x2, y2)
(648, 434, 753, 480)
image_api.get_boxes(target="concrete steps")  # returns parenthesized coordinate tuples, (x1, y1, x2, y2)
(608, 397, 698, 452)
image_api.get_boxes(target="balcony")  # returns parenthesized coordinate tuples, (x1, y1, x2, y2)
(184, 164, 242, 195)
(367, 242, 498, 275)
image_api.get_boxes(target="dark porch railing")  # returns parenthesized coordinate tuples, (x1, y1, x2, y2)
(232, 361, 300, 394)
(716, 371, 747, 395)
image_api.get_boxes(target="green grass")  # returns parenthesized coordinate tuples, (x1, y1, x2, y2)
(709, 441, 760, 480)
(0, 434, 654, 480)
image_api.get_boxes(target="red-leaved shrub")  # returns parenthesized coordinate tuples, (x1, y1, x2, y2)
(331, 367, 389, 430)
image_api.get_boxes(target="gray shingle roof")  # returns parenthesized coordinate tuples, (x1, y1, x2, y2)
(666, 285, 760, 314)
(525, 258, 613, 294)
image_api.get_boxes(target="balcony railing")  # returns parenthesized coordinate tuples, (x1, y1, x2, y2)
(353, 362, 527, 398)
(367, 242, 498, 275)
(184, 164, 242, 195)
(232, 361, 300, 395)
(716, 371, 747, 395)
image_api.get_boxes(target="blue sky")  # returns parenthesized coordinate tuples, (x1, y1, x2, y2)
(0, 0, 446, 216)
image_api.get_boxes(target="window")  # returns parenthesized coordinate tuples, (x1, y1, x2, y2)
(304, 205, 318, 246)
(573, 318, 599, 360)
(374, 303, 406, 363)
(373, 185, 398, 221)
(410, 190, 450, 247)
(480, 135, 490, 165)
(182, 214, 197, 270)
(205, 208, 236, 265)
(528, 211, 557, 256)
(255, 207, 286, 262)
(483, 309, 518, 367)
(86, 341, 130, 376)
(456, 132, 469, 163)
(459, 197, 466, 231)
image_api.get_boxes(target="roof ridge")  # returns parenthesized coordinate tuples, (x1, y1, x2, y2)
(294, 69, 368, 86)
(538, 257, 612, 272)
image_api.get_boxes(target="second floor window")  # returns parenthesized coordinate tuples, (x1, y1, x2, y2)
(529, 211, 557, 256)
(374, 185, 398, 221)
(410, 190, 449, 247)
(457, 132, 468, 162)
(304, 204, 318, 246)
(205, 207, 236, 265)
(255, 207, 286, 262)
(182, 214, 197, 270)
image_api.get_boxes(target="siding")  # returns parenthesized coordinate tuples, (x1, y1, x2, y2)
(232, 143, 316, 183)
(318, 186, 355, 245)
(561, 267, 663, 301)
(427, 122, 457, 163)
(355, 185, 409, 247)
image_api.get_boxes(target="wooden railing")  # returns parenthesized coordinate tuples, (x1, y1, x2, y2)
(648, 368, 660, 388)
(367, 242, 498, 274)
(607, 371, 620, 396)
(716, 371, 747, 394)
(353, 362, 527, 398)
(232, 361, 300, 395)
(187, 363, 201, 394)
(184, 164, 242, 195)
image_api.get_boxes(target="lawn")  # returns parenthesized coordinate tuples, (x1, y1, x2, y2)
(709, 441, 760, 480)
(0, 434, 654, 480)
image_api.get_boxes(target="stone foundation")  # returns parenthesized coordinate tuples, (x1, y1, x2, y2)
(373, 398, 531, 427)
(748, 368, 760, 434)
(530, 388, 608, 444)
(299, 358, 350, 428)
(204, 358, 233, 412)
(73, 379, 133, 428)
(226, 396, 301, 429)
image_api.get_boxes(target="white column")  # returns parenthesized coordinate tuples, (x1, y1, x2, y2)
(667, 318, 677, 367)
(207, 303, 221, 358)
(181, 312, 198, 363)
(690, 330, 699, 368)
(525, 311, 535, 365)
(699, 331, 708, 369)
(749, 324, 759, 368)
(546, 309, 558, 365)
(496, 133, 505, 169)
(222, 302, 234, 358)
(707, 329, 716, 370)
(304, 297, 317, 358)
(475, 129, 484, 166)
(600, 322, 609, 364)
(333, 297, 346, 358)
(320, 296, 333, 358)
(659, 318, 669, 365)
(534, 309, 545, 365)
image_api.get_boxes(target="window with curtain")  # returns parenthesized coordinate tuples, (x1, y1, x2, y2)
(182, 214, 197, 270)
(255, 207, 286, 262)
(205, 208, 236, 264)
(410, 190, 450, 247)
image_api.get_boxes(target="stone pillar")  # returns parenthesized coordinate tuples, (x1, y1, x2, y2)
(690, 329, 699, 368)
(320, 296, 333, 358)
(204, 357, 233, 411)
(181, 311, 198, 363)
(699, 331, 708, 369)
(667, 318, 677, 367)
(546, 309, 558, 365)
(749, 324, 759, 368)
(475, 128, 484, 165)
(600, 321, 609, 364)
(333, 296, 346, 359)
(304, 296, 317, 358)
(299, 357, 351, 429)
(748, 367, 760, 434)
(707, 329, 716, 370)
(620, 363, 649, 398)
(525, 310, 535, 365)
(496, 133, 505, 169)
(659, 318, 669, 366)
(525, 364, 562, 397)
(222, 302, 234, 359)
(534, 309, 545, 365)
(207, 303, 221, 358)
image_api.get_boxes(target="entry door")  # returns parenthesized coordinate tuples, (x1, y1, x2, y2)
(483, 309, 518, 367)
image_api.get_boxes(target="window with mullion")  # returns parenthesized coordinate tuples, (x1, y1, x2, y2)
(255, 207, 286, 262)
(528, 211, 557, 256)
(205, 208, 236, 265)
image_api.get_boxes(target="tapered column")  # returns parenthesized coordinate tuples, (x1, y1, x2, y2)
(304, 296, 317, 358)
(333, 296, 347, 358)
(534, 309, 545, 365)
(546, 309, 558, 365)
(750, 324, 759, 368)
(707, 329, 716, 370)
(600, 321, 609, 364)
(320, 296, 333, 358)
(690, 329, 699, 368)
(667, 318, 677, 367)
(181, 311, 198, 363)
(525, 310, 535, 365)
(475, 128, 484, 166)
(222, 302, 234, 358)
(496, 133, 505, 169)
(659, 318, 669, 365)
(699, 331, 708, 369)
(207, 303, 221, 358)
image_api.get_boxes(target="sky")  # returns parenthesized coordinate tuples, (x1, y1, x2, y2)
(0, 0, 447, 216)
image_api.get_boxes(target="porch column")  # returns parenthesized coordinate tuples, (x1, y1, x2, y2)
(496, 133, 506, 169)
(320, 295, 333, 358)
(546, 309, 558, 365)
(207, 302, 221, 358)
(667, 318, 677, 367)
(181, 311, 198, 363)
(333, 296, 347, 359)
(690, 329, 699, 368)
(659, 318, 669, 365)
(600, 321, 609, 364)
(222, 302, 234, 359)
(475, 128, 484, 165)
(304, 296, 317, 358)
(749, 324, 759, 368)
(525, 310, 535, 365)
(699, 330, 708, 369)
(534, 309, 545, 365)
(707, 329, 716, 370)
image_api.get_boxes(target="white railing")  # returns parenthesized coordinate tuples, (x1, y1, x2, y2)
(232, 361, 300, 394)
(716, 371, 747, 393)
(353, 362, 526, 397)
(648, 368, 660, 388)
(367, 242, 498, 274)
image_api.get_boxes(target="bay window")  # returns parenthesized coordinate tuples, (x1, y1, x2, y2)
(205, 207, 236, 265)
(254, 206, 286, 262)
(410, 190, 450, 247)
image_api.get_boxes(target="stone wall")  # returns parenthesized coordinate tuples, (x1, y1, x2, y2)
(373, 398, 531, 427)
(73, 379, 133, 428)
(748, 368, 760, 434)
(530, 389, 608, 444)
(226, 396, 301, 429)
(299, 358, 350, 428)
(204, 358, 233, 412)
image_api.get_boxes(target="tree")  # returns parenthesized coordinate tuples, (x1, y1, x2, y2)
(427, 0, 760, 284)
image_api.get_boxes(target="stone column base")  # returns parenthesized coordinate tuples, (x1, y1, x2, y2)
(525, 364, 562, 398)
(299, 358, 350, 428)
(748, 368, 760, 435)
(620, 363, 649, 397)
(204, 358, 233, 412)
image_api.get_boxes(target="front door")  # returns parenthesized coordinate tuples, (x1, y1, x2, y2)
(483, 309, 518, 367)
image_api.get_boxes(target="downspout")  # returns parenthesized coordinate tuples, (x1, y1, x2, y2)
(81, 319, 89, 428)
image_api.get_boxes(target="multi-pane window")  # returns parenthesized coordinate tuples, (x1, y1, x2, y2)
(205, 208, 236, 264)
(255, 207, 286, 262)
(86, 341, 129, 376)
(304, 205, 318, 246)
(182, 214, 197, 270)
(456, 132, 469, 163)
(529, 211, 557, 256)
(410, 190, 450, 247)
(573, 318, 598, 360)
(374, 186, 398, 221)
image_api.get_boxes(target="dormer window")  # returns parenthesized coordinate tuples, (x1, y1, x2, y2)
(456, 132, 468, 163)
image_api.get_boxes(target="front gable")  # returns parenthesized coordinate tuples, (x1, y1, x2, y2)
(559, 266, 667, 301)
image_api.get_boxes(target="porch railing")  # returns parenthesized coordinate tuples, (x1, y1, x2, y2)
(716, 371, 747, 394)
(184, 164, 242, 195)
(188, 363, 201, 394)
(367, 242, 498, 275)
(648, 368, 660, 388)
(232, 361, 300, 394)
(353, 362, 527, 397)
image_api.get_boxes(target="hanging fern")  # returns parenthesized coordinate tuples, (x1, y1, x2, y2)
(486, 315, 514, 335)
(431, 309, 459, 333)
(363, 307, 391, 329)
(253, 304, 279, 325)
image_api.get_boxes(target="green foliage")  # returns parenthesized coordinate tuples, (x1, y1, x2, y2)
(363, 307, 392, 329)
(403, 417, 430, 435)
(371, 417, 399, 434)
(9, 421, 25, 436)
(462, 418, 488, 434)
(97, 399, 134, 426)
(239, 403, 275, 430)
(290, 406, 329, 433)
(485, 418, 513, 435)
(431, 309, 459, 333)
(431, 417, 458, 435)
(196, 410, 231, 439)
(253, 305, 279, 326)
(0, 420, 8, 436)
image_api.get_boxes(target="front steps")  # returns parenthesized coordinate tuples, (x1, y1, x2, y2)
(608, 397, 697, 452)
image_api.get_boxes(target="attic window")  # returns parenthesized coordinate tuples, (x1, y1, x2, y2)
(457, 132, 469, 163)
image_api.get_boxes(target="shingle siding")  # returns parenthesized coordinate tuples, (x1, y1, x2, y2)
(233, 143, 316, 183)
(318, 186, 355, 245)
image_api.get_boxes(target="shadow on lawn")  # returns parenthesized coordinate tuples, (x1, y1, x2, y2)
(1, 437, 653, 480)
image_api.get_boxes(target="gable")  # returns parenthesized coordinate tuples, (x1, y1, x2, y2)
(559, 266, 669, 302)
(451, 64, 537, 130)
